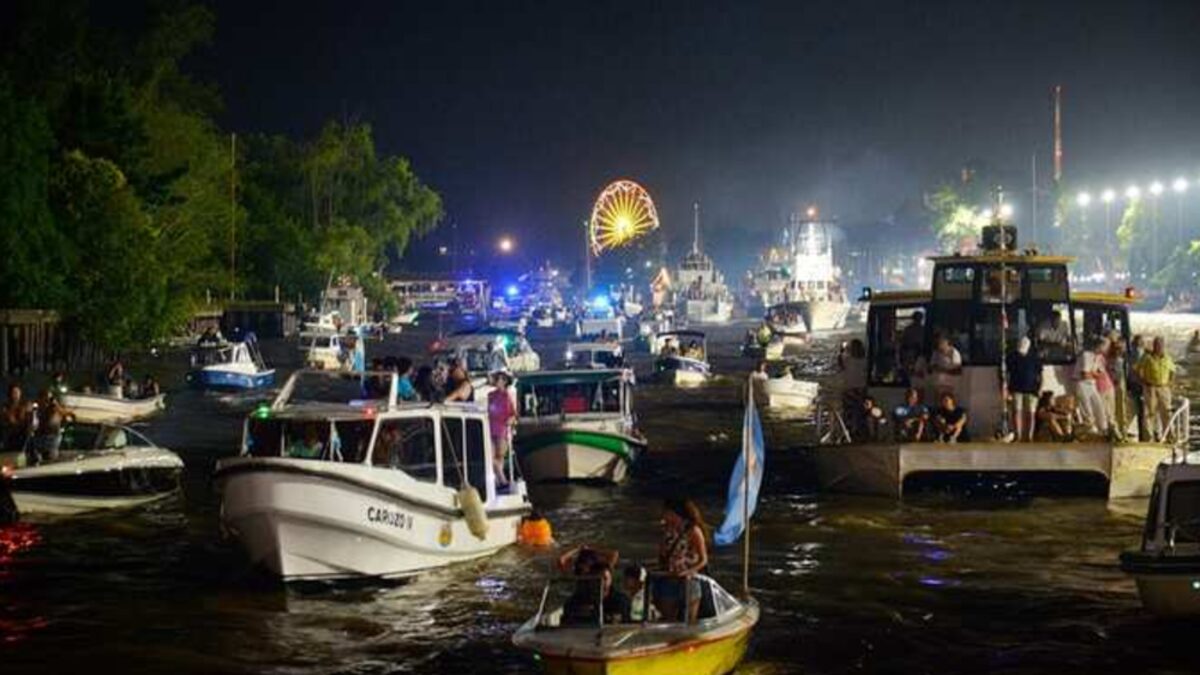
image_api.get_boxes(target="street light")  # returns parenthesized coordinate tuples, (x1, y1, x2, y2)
(999, 203, 1014, 219)
(1150, 181, 1164, 197)
(497, 237, 514, 253)
(1076, 191, 1092, 207)
(1101, 188, 1116, 204)
(1125, 185, 1141, 200)
(1173, 177, 1188, 194)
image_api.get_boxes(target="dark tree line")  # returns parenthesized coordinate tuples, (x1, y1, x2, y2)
(0, 1, 442, 350)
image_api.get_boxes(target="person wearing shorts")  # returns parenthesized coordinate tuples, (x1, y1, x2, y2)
(1007, 337, 1041, 442)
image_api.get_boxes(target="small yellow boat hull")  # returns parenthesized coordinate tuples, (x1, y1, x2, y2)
(536, 623, 752, 675)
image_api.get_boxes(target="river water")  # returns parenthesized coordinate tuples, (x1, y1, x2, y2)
(4, 315, 1200, 674)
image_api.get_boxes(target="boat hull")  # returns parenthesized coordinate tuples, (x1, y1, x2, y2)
(215, 459, 530, 580)
(60, 393, 166, 424)
(809, 440, 1174, 499)
(756, 379, 818, 410)
(191, 368, 276, 390)
(1121, 552, 1200, 616)
(4, 450, 183, 515)
(517, 598, 758, 675)
(516, 430, 644, 483)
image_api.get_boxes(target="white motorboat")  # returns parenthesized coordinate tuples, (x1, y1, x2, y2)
(1120, 459, 1200, 617)
(300, 328, 365, 372)
(653, 330, 711, 386)
(391, 308, 421, 326)
(214, 370, 532, 581)
(1, 423, 183, 515)
(754, 375, 819, 410)
(563, 340, 625, 370)
(514, 369, 645, 483)
(576, 300, 625, 341)
(187, 336, 276, 390)
(60, 392, 166, 424)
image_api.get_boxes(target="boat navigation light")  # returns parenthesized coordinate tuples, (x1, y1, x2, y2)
(253, 403, 271, 420)
(505, 284, 520, 298)
(806, 206, 817, 219)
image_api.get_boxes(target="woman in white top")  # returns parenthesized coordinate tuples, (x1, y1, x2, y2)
(1073, 338, 1109, 435)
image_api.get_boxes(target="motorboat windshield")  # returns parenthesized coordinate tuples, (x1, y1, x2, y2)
(517, 371, 627, 418)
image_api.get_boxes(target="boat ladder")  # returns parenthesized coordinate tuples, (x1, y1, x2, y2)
(1166, 397, 1192, 462)
(815, 403, 853, 445)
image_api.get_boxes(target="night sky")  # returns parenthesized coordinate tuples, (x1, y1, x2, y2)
(189, 0, 1200, 273)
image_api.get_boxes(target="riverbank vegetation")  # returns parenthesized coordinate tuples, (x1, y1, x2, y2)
(0, 1, 442, 351)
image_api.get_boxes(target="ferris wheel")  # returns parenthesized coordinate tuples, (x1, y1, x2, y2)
(588, 180, 660, 256)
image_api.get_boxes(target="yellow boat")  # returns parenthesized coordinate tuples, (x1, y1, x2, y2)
(513, 574, 759, 675)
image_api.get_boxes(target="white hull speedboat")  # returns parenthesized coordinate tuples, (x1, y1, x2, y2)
(60, 392, 166, 424)
(216, 459, 529, 580)
(215, 370, 532, 581)
(755, 377, 819, 410)
(682, 298, 732, 325)
(1, 424, 183, 515)
(1121, 460, 1200, 617)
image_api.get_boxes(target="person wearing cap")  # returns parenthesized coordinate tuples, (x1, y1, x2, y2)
(487, 370, 517, 487)
(1007, 336, 1042, 442)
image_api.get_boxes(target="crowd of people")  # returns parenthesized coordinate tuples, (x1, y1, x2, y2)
(838, 323, 1181, 444)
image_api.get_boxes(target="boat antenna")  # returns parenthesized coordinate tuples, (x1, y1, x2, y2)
(692, 202, 700, 256)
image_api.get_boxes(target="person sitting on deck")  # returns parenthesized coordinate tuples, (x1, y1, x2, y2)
(1188, 329, 1200, 354)
(561, 385, 588, 414)
(931, 392, 969, 443)
(621, 564, 659, 623)
(893, 387, 929, 442)
(860, 396, 887, 441)
(1035, 391, 1075, 442)
(443, 359, 474, 403)
(558, 545, 629, 626)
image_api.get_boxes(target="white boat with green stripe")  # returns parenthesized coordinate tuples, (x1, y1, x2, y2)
(514, 369, 646, 483)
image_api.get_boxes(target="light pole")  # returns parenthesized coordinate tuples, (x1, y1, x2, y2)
(1101, 189, 1115, 277)
(1076, 191, 1092, 270)
(1173, 177, 1188, 252)
(1126, 185, 1141, 279)
(1150, 181, 1164, 272)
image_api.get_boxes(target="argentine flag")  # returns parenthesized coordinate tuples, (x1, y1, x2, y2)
(714, 380, 766, 546)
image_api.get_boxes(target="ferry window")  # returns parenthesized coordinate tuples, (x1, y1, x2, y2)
(933, 266, 975, 300)
(929, 303, 972, 361)
(1166, 481, 1200, 544)
(868, 306, 926, 386)
(1073, 305, 1127, 347)
(440, 417, 465, 489)
(970, 306, 1024, 365)
(373, 418, 437, 481)
(1031, 302, 1074, 364)
(246, 419, 283, 457)
(465, 419, 488, 496)
(1026, 265, 1068, 301)
(980, 267, 1021, 304)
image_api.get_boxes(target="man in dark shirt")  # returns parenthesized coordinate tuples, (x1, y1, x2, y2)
(1007, 336, 1042, 442)
(932, 392, 969, 442)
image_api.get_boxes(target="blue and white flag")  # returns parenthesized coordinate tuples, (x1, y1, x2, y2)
(714, 381, 766, 546)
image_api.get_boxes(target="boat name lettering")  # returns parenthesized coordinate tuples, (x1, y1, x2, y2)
(367, 506, 414, 530)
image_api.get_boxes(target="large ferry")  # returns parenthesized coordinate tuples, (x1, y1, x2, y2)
(759, 210, 850, 335)
(809, 221, 1187, 499)
(675, 204, 733, 325)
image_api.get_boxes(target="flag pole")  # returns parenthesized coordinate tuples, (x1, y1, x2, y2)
(742, 378, 751, 599)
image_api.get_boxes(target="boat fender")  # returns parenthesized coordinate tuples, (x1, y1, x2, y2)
(518, 513, 553, 547)
(458, 487, 489, 540)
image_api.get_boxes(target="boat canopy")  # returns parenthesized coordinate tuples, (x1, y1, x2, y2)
(655, 330, 706, 340)
(516, 370, 630, 418)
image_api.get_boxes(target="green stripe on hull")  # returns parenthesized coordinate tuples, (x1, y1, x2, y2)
(516, 430, 642, 462)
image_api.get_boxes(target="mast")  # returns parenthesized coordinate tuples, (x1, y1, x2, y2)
(692, 202, 701, 256)
(229, 132, 237, 300)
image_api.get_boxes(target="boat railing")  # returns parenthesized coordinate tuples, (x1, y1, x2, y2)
(815, 403, 853, 445)
(1167, 397, 1192, 462)
(536, 571, 731, 634)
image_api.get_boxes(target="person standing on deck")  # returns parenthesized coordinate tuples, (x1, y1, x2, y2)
(487, 371, 517, 488)
(1106, 338, 1131, 441)
(1007, 337, 1041, 442)
(1074, 338, 1110, 437)
(1093, 337, 1116, 438)
(1129, 334, 1147, 440)
(1135, 337, 1176, 441)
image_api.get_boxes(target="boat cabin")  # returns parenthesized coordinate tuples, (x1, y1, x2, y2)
(861, 225, 1136, 438)
(1139, 461, 1200, 554)
(438, 329, 540, 374)
(655, 330, 707, 362)
(515, 370, 633, 420)
(564, 341, 624, 369)
(243, 370, 501, 500)
(190, 339, 268, 371)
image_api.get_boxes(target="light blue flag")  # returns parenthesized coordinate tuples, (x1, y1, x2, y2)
(714, 383, 765, 546)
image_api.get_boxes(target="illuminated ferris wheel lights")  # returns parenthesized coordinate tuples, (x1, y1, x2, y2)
(588, 179, 660, 255)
